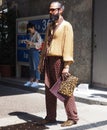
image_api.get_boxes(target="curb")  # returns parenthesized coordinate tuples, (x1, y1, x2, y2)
(0, 77, 107, 105)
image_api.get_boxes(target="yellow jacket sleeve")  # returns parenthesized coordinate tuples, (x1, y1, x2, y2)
(63, 22, 74, 63)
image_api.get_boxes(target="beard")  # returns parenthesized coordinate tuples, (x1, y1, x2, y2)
(49, 13, 59, 23)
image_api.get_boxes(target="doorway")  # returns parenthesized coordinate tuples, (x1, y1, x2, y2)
(92, 0, 107, 88)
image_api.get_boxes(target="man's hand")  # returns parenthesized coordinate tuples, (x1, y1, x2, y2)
(38, 63, 44, 73)
(38, 58, 45, 73)
(62, 67, 70, 81)
(61, 72, 71, 81)
(62, 67, 69, 74)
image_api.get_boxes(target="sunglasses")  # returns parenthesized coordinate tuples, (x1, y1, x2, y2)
(49, 8, 60, 12)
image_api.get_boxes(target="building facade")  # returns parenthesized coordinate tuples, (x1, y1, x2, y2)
(1, 0, 107, 89)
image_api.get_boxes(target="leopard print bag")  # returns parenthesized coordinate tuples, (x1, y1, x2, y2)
(58, 74, 78, 97)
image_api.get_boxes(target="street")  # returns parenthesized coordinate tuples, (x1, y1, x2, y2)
(0, 84, 107, 130)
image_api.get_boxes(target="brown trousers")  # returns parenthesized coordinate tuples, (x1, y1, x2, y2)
(44, 56, 79, 122)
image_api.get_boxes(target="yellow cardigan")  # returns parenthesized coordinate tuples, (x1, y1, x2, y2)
(41, 20, 74, 67)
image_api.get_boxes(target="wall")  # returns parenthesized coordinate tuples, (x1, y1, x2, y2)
(8, 0, 93, 83)
(0, 0, 2, 6)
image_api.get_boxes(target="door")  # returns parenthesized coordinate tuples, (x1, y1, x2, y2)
(93, 0, 107, 87)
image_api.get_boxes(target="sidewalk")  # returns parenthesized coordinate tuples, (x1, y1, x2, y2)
(0, 77, 107, 105)
(0, 77, 107, 130)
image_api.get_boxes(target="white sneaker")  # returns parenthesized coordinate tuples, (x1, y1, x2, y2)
(31, 82, 39, 88)
(38, 83, 45, 86)
(24, 81, 32, 87)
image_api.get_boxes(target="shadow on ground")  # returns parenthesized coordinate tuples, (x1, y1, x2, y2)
(0, 122, 49, 130)
(0, 111, 63, 130)
(91, 93, 107, 98)
(0, 111, 49, 130)
(0, 84, 36, 97)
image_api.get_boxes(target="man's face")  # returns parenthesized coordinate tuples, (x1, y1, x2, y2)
(49, 3, 61, 23)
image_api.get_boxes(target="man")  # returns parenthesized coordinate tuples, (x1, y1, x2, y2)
(38, 1, 79, 127)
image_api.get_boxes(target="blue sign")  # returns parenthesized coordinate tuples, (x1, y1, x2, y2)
(30, 19, 49, 33)
(17, 49, 29, 62)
